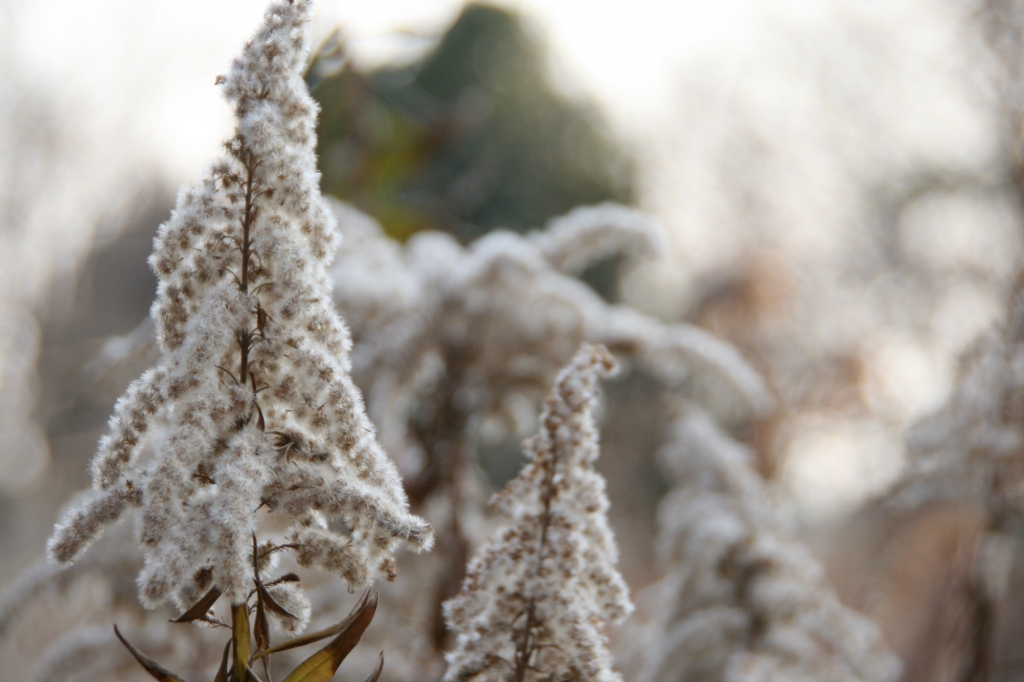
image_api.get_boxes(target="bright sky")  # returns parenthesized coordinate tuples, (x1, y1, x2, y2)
(0, 0, 772, 496)
(4, 0, 764, 180)
(325, 0, 763, 126)
(3, 0, 985, 518)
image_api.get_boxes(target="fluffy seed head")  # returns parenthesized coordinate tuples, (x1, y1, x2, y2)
(47, 0, 432, 610)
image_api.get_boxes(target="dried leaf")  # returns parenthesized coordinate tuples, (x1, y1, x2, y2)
(254, 589, 271, 653)
(171, 586, 222, 623)
(113, 624, 189, 682)
(277, 591, 377, 682)
(251, 534, 262, 578)
(265, 572, 300, 587)
(252, 589, 375, 662)
(259, 582, 298, 620)
(363, 652, 384, 682)
(258, 655, 273, 682)
(233, 603, 252, 682)
(214, 639, 231, 682)
(245, 662, 267, 682)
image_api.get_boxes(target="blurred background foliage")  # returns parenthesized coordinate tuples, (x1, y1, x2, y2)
(7, 0, 1024, 678)
(309, 3, 634, 244)
(2, 0, 646, 600)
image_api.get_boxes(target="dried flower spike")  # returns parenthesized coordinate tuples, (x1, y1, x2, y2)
(443, 343, 633, 682)
(635, 406, 900, 682)
(47, 0, 432, 612)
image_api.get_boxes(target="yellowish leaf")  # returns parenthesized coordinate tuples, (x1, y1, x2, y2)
(280, 591, 378, 682)
(233, 603, 251, 682)
(113, 624, 189, 682)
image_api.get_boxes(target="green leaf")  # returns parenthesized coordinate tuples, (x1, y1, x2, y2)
(233, 603, 252, 682)
(171, 586, 222, 623)
(251, 589, 375, 662)
(363, 652, 384, 682)
(113, 624, 189, 682)
(279, 591, 378, 682)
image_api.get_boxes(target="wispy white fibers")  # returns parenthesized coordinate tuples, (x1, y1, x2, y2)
(328, 200, 771, 479)
(634, 406, 900, 682)
(48, 0, 432, 612)
(443, 344, 633, 682)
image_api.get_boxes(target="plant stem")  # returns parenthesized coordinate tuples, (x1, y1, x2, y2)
(513, 440, 559, 682)
(233, 602, 252, 682)
(240, 151, 255, 295)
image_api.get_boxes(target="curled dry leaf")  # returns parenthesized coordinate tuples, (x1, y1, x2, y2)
(362, 652, 384, 682)
(254, 589, 271, 656)
(171, 586, 223, 624)
(214, 640, 231, 682)
(280, 591, 378, 682)
(113, 625, 189, 682)
(252, 589, 376, 663)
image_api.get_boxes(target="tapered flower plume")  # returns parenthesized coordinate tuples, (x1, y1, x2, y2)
(878, 280, 1024, 679)
(888, 281, 1024, 516)
(47, 0, 432, 610)
(635, 406, 899, 682)
(329, 199, 771, 484)
(443, 343, 633, 682)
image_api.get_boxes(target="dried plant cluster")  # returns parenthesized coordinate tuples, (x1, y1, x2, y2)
(879, 278, 1024, 681)
(889, 281, 1024, 522)
(443, 344, 632, 682)
(7, 0, 922, 681)
(48, 0, 431, 605)
(331, 201, 773, 454)
(1, 521, 231, 681)
(329, 195, 772, 547)
(327, 197, 773, 666)
(632, 407, 900, 682)
(42, 1, 431, 679)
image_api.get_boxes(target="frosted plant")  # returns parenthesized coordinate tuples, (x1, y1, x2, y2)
(442, 344, 633, 682)
(43, 0, 431, 678)
(633, 405, 900, 682)
(54, 163, 771, 678)
(886, 279, 1024, 518)
(53, 106, 770, 681)
(330, 202, 769, 482)
(879, 282, 1024, 680)
(330, 200, 771, 450)
(327, 199, 769, 660)
(527, 202, 669, 276)
(1, 520, 223, 682)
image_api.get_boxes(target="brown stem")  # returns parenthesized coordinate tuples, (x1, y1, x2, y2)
(408, 371, 468, 505)
(960, 472, 1005, 682)
(232, 602, 252, 682)
(240, 151, 255, 295)
(234, 150, 260, 403)
(406, 356, 474, 663)
(961, 577, 994, 682)
(430, 495, 469, 654)
(513, 442, 559, 682)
